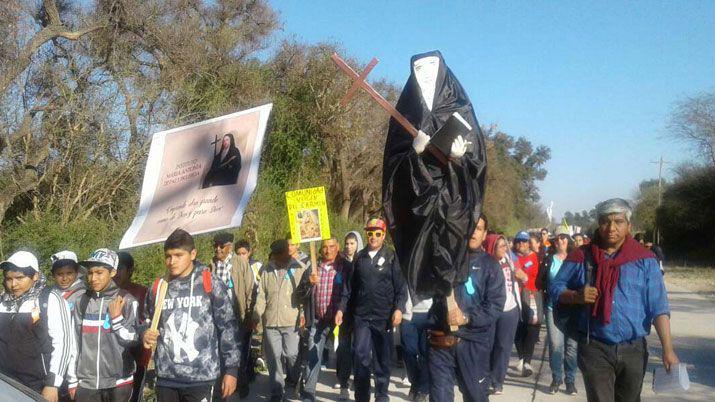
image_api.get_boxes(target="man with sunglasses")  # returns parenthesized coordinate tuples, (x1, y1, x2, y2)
(336, 218, 407, 402)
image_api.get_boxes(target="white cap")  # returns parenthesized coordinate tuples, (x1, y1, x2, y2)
(1, 251, 40, 273)
(51, 250, 78, 264)
(80, 248, 119, 270)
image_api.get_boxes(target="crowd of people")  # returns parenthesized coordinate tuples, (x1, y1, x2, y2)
(0, 198, 678, 402)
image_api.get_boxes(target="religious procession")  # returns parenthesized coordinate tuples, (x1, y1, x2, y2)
(2, 2, 713, 402)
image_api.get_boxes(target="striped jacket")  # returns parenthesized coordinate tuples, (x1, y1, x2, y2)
(70, 281, 139, 390)
(0, 287, 75, 392)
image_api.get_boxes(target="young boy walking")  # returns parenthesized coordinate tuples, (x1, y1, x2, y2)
(50, 250, 86, 311)
(142, 229, 240, 402)
(50, 250, 86, 401)
(0, 251, 76, 402)
(70, 248, 140, 402)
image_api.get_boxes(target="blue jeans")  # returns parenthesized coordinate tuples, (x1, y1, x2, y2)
(300, 322, 331, 402)
(545, 308, 578, 384)
(400, 312, 433, 395)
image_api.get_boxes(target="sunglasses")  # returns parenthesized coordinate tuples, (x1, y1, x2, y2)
(366, 231, 384, 238)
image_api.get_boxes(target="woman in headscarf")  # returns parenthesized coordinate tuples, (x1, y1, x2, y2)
(202, 133, 242, 188)
(484, 234, 527, 394)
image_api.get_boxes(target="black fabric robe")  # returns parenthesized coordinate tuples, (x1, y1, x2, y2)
(382, 50, 487, 298)
(202, 135, 242, 189)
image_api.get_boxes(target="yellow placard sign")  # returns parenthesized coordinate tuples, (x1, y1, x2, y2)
(285, 186, 331, 244)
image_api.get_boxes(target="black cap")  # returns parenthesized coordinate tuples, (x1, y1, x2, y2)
(270, 239, 289, 256)
(117, 251, 134, 270)
(213, 232, 234, 245)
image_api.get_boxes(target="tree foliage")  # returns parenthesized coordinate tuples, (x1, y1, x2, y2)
(1, 0, 551, 282)
(632, 179, 662, 235)
(669, 91, 715, 167)
(482, 125, 551, 234)
(656, 166, 715, 263)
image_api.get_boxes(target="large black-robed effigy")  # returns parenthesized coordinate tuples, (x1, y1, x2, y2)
(382, 50, 487, 300)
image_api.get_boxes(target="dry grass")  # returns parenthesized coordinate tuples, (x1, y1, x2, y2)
(665, 265, 715, 296)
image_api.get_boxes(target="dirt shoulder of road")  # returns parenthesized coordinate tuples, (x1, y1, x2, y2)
(665, 265, 715, 297)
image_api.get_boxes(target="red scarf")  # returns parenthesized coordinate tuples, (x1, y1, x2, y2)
(565, 235, 654, 324)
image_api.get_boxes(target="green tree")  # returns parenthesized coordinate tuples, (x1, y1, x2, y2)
(657, 165, 715, 263)
(632, 179, 662, 235)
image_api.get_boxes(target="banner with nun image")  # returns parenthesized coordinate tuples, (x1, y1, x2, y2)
(120, 104, 272, 249)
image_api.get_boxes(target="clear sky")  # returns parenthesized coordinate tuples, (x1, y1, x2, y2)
(267, 1, 715, 220)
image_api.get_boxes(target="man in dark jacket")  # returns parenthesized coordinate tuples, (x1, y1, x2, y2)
(296, 237, 352, 402)
(428, 214, 506, 402)
(336, 218, 407, 402)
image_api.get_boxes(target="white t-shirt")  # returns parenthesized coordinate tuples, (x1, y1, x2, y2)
(368, 250, 378, 259)
(500, 258, 518, 312)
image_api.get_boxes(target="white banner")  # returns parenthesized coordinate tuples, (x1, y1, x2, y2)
(120, 104, 272, 249)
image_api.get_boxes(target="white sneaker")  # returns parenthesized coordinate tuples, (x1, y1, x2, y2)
(339, 387, 350, 400)
(334, 383, 341, 389)
(515, 358, 524, 372)
(522, 363, 533, 377)
(402, 376, 411, 386)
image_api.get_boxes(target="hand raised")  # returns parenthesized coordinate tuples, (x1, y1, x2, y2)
(108, 295, 125, 319)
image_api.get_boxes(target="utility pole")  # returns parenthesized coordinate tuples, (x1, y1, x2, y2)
(650, 156, 669, 244)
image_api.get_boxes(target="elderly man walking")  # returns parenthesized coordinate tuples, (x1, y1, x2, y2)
(296, 237, 352, 402)
(550, 198, 679, 402)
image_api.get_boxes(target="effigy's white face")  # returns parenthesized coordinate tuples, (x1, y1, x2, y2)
(413, 56, 439, 111)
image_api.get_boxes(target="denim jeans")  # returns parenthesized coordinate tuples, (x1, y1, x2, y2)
(300, 322, 331, 402)
(400, 312, 433, 395)
(545, 308, 578, 384)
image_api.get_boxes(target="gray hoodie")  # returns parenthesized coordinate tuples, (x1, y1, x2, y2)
(144, 262, 240, 386)
(343, 231, 364, 262)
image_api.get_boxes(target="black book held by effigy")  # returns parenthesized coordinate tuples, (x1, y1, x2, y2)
(429, 111, 472, 157)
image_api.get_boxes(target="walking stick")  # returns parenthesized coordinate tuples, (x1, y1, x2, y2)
(585, 261, 593, 345)
(138, 278, 169, 402)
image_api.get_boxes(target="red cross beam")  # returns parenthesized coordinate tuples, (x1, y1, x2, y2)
(331, 53, 447, 165)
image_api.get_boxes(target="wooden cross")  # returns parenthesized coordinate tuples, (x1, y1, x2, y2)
(331, 53, 447, 165)
(210, 134, 221, 155)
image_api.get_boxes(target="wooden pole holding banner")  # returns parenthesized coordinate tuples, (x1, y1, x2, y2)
(309, 241, 319, 282)
(447, 293, 459, 332)
(137, 278, 168, 402)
